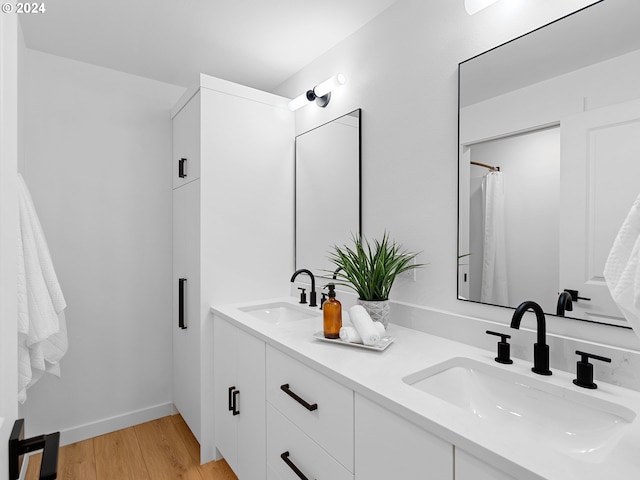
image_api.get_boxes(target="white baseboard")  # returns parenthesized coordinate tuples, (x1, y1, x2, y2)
(58, 402, 174, 446)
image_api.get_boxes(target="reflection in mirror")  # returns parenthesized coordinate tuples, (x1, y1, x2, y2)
(295, 109, 361, 277)
(457, 0, 640, 327)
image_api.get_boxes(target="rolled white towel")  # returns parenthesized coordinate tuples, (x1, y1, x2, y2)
(349, 305, 381, 346)
(340, 322, 385, 344)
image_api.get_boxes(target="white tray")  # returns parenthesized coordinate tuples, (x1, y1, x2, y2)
(312, 331, 395, 351)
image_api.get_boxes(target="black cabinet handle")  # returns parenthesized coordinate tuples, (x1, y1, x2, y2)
(178, 278, 187, 329)
(280, 384, 318, 412)
(178, 158, 187, 178)
(232, 389, 240, 416)
(228, 386, 235, 411)
(280, 451, 314, 480)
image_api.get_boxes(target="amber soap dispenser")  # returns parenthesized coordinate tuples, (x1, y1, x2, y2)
(323, 284, 342, 339)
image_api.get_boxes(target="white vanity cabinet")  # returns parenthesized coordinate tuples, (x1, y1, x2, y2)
(355, 394, 453, 480)
(266, 345, 354, 479)
(171, 74, 294, 463)
(214, 317, 266, 480)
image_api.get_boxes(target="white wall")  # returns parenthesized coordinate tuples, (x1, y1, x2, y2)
(20, 49, 185, 443)
(274, 0, 640, 349)
(1, 11, 19, 475)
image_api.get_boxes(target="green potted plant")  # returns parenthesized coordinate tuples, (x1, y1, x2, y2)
(328, 232, 423, 327)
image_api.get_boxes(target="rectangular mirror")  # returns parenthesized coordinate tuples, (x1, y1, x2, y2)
(295, 109, 361, 277)
(457, 0, 640, 327)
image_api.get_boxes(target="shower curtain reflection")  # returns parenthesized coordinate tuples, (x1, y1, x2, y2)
(481, 171, 509, 305)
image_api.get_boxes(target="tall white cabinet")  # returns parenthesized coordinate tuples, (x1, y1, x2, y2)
(171, 74, 294, 463)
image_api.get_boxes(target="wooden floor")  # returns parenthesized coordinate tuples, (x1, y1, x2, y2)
(26, 415, 238, 480)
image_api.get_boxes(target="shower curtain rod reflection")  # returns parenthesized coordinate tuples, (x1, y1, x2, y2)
(471, 161, 500, 171)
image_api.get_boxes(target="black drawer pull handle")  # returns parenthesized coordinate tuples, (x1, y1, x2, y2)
(178, 278, 187, 329)
(178, 158, 187, 178)
(280, 451, 315, 480)
(280, 384, 318, 412)
(232, 389, 240, 416)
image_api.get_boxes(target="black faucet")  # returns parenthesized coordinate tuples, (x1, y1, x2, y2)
(556, 291, 573, 317)
(290, 269, 317, 307)
(510, 301, 552, 376)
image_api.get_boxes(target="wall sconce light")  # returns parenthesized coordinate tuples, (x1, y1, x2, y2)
(464, 0, 500, 15)
(288, 73, 347, 111)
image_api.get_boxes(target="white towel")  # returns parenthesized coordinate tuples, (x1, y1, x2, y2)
(17, 173, 68, 403)
(339, 322, 385, 344)
(348, 305, 381, 346)
(604, 193, 640, 338)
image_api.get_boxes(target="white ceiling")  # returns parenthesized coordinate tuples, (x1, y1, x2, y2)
(19, 0, 402, 91)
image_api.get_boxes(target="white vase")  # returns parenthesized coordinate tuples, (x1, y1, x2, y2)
(357, 299, 391, 328)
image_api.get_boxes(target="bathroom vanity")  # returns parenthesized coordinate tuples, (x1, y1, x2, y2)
(212, 298, 640, 480)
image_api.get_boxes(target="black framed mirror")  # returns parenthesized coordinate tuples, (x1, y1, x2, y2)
(295, 109, 361, 277)
(457, 0, 640, 327)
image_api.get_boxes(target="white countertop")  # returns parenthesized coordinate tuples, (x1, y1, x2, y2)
(211, 297, 640, 480)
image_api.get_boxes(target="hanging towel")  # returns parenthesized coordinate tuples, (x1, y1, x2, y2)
(17, 173, 67, 403)
(604, 193, 640, 338)
(480, 171, 509, 305)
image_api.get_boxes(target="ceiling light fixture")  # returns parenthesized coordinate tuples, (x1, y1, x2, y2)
(288, 73, 347, 111)
(464, 0, 500, 15)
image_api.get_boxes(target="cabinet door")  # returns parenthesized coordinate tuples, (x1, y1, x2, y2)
(236, 325, 266, 480)
(214, 317, 238, 470)
(355, 394, 453, 480)
(172, 180, 201, 439)
(214, 317, 266, 480)
(172, 92, 201, 189)
(455, 449, 515, 480)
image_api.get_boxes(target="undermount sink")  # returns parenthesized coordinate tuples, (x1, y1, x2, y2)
(239, 302, 319, 325)
(403, 357, 636, 462)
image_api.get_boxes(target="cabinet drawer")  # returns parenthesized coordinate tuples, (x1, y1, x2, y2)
(267, 403, 353, 480)
(266, 346, 354, 472)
